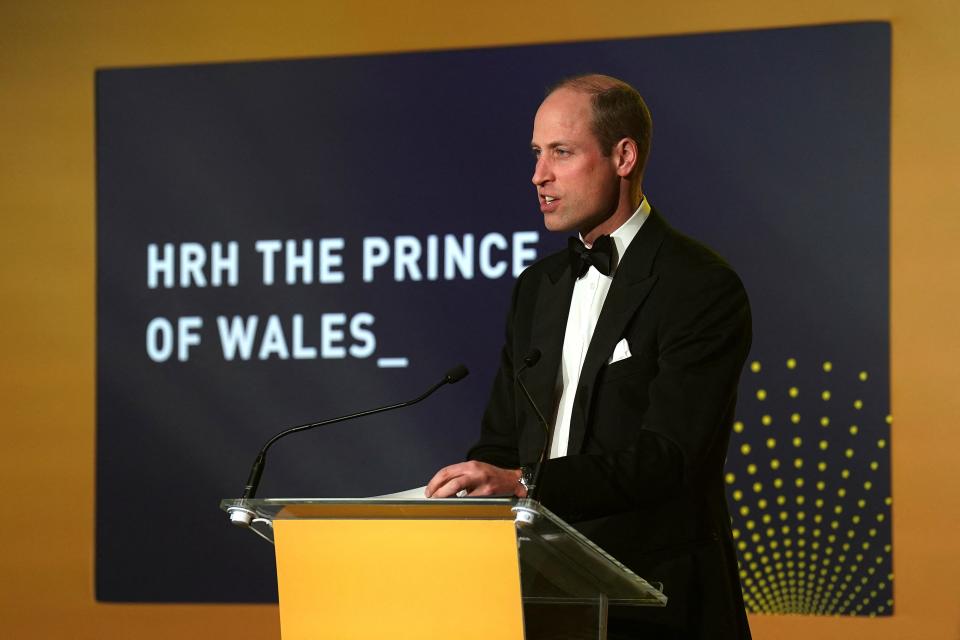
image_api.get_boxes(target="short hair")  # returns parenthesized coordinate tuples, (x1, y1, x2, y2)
(548, 74, 652, 174)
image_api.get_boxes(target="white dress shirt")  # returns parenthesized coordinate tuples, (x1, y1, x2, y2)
(548, 197, 651, 459)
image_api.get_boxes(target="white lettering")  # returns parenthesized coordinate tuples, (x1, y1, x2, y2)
(363, 237, 390, 282)
(258, 315, 290, 360)
(318, 238, 345, 284)
(217, 315, 258, 361)
(285, 239, 313, 285)
(177, 316, 203, 361)
(394, 235, 423, 281)
(425, 235, 439, 281)
(321, 313, 347, 358)
(349, 313, 376, 358)
(179, 243, 207, 288)
(146, 317, 174, 361)
(444, 233, 474, 280)
(478, 233, 508, 279)
(210, 241, 239, 287)
(512, 231, 539, 276)
(255, 240, 283, 285)
(291, 314, 318, 359)
(147, 244, 174, 289)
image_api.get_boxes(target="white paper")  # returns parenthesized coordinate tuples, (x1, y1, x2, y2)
(371, 485, 430, 500)
(370, 485, 470, 499)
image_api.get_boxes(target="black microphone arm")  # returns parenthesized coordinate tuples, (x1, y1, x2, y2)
(515, 348, 552, 501)
(236, 364, 469, 511)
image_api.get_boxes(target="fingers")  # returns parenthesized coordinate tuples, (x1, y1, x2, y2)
(426, 461, 489, 498)
(431, 476, 469, 498)
(425, 461, 520, 498)
(425, 462, 469, 497)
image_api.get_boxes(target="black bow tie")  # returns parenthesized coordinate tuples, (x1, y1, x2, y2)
(568, 235, 615, 278)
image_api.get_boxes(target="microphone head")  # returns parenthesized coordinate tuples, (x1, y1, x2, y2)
(444, 364, 470, 384)
(523, 348, 542, 368)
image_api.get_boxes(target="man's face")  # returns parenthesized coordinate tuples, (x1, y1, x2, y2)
(531, 88, 621, 237)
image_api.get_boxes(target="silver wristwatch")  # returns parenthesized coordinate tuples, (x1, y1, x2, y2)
(519, 465, 536, 495)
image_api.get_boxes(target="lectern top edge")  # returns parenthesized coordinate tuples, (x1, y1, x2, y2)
(221, 496, 516, 521)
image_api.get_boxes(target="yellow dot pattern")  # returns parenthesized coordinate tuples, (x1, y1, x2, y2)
(733, 357, 892, 615)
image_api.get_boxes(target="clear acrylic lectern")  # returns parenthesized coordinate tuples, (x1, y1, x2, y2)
(221, 497, 666, 639)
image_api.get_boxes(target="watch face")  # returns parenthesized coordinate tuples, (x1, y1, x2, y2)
(520, 466, 535, 488)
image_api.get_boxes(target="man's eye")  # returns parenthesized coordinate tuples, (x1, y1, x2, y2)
(531, 148, 542, 158)
(555, 148, 570, 157)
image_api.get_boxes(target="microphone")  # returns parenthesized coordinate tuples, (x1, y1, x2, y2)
(521, 349, 541, 369)
(515, 348, 552, 501)
(443, 364, 469, 384)
(229, 363, 469, 526)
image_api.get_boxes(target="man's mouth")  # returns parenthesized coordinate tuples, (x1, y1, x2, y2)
(540, 194, 560, 213)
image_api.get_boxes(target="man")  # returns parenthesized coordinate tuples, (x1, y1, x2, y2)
(426, 74, 752, 639)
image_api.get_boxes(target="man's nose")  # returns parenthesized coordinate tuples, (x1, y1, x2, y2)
(532, 157, 552, 186)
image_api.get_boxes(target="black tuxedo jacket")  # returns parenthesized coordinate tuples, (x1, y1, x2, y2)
(468, 208, 752, 639)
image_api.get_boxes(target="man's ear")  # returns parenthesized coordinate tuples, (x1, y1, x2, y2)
(613, 137, 639, 178)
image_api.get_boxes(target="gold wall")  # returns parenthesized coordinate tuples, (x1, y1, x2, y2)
(1, 1, 957, 638)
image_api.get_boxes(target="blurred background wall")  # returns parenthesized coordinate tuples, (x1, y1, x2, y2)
(0, 1, 956, 638)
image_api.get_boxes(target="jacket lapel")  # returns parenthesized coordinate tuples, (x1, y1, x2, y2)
(566, 208, 668, 454)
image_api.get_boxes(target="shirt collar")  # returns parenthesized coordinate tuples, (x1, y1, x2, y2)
(610, 196, 651, 261)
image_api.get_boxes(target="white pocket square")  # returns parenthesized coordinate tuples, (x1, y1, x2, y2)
(607, 338, 632, 365)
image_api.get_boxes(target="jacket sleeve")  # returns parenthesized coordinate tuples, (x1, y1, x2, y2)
(465, 270, 526, 470)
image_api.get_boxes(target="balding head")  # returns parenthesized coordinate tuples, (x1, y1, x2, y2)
(548, 74, 652, 178)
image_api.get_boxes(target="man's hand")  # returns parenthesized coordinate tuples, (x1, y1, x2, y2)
(425, 461, 524, 498)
